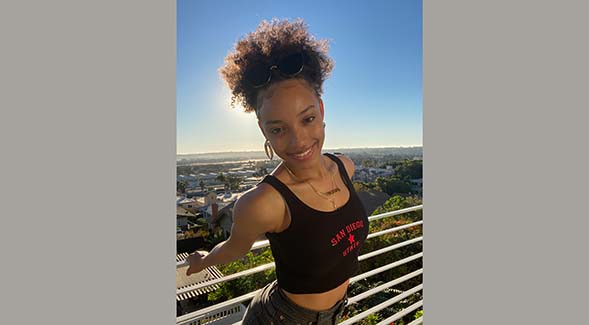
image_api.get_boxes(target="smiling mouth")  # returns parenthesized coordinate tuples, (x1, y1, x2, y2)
(289, 143, 315, 159)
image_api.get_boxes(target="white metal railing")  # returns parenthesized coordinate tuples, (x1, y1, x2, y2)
(338, 284, 423, 325)
(176, 205, 423, 268)
(347, 269, 422, 304)
(178, 236, 422, 296)
(377, 300, 423, 325)
(177, 205, 423, 324)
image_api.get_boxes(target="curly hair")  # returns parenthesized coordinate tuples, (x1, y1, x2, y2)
(219, 18, 334, 116)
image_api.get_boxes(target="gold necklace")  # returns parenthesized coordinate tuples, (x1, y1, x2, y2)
(282, 160, 341, 209)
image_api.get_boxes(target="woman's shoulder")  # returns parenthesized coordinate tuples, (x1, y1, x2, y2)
(233, 178, 286, 230)
(329, 152, 355, 180)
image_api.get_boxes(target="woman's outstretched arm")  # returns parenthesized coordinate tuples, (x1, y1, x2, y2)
(185, 186, 282, 275)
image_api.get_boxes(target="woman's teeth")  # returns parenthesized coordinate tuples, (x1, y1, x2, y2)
(293, 146, 312, 158)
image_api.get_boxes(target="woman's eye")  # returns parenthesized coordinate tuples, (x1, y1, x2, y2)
(270, 128, 282, 134)
(305, 116, 316, 123)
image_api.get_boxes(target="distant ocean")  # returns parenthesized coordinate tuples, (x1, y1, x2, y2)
(177, 146, 422, 163)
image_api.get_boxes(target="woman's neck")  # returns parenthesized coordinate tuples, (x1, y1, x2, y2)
(281, 155, 331, 182)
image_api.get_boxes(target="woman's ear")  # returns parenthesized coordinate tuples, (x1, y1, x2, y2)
(319, 98, 325, 119)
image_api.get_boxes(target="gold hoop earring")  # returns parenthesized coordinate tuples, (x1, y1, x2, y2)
(264, 139, 274, 160)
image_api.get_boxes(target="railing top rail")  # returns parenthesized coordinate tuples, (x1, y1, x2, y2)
(368, 205, 423, 222)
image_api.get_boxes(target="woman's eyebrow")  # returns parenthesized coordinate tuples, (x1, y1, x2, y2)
(297, 105, 315, 117)
(264, 105, 315, 125)
(264, 120, 282, 125)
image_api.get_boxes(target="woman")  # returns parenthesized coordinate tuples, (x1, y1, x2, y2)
(186, 18, 369, 325)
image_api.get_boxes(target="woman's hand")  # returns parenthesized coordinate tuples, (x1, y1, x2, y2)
(185, 250, 208, 276)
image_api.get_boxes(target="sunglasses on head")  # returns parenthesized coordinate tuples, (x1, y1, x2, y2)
(244, 52, 305, 88)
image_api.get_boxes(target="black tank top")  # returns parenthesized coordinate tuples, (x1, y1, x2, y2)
(258, 153, 369, 294)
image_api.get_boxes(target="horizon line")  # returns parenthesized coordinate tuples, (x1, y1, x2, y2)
(177, 145, 423, 156)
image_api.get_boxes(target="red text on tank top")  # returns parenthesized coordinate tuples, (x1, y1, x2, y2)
(329, 219, 365, 256)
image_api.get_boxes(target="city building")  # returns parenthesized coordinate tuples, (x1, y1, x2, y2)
(177, 206, 195, 230)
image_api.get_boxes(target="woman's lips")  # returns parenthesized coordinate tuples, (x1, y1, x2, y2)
(289, 143, 315, 160)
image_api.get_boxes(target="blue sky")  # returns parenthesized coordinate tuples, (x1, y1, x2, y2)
(177, 0, 422, 154)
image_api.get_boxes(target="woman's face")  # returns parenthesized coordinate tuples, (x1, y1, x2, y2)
(257, 79, 325, 167)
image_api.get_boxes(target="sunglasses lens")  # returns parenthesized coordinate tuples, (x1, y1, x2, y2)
(245, 63, 271, 87)
(278, 53, 304, 76)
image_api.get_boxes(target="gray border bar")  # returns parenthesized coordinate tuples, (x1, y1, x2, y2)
(1, 1, 176, 324)
(425, 0, 589, 324)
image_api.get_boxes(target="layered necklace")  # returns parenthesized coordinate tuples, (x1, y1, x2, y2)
(282, 159, 341, 209)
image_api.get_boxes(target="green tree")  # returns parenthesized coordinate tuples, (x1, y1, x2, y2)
(361, 159, 378, 168)
(216, 172, 226, 183)
(177, 180, 188, 193)
(204, 229, 225, 249)
(225, 175, 244, 191)
(375, 176, 413, 196)
(371, 195, 422, 222)
(394, 160, 422, 180)
(353, 181, 382, 193)
(353, 182, 372, 193)
(195, 217, 208, 227)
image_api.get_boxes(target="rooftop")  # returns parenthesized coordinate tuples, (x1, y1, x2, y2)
(176, 252, 225, 301)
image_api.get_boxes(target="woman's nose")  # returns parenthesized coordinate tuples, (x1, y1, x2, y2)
(289, 127, 308, 147)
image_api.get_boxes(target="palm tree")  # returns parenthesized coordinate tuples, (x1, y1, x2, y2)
(195, 217, 207, 227)
(177, 180, 187, 194)
(204, 229, 225, 249)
